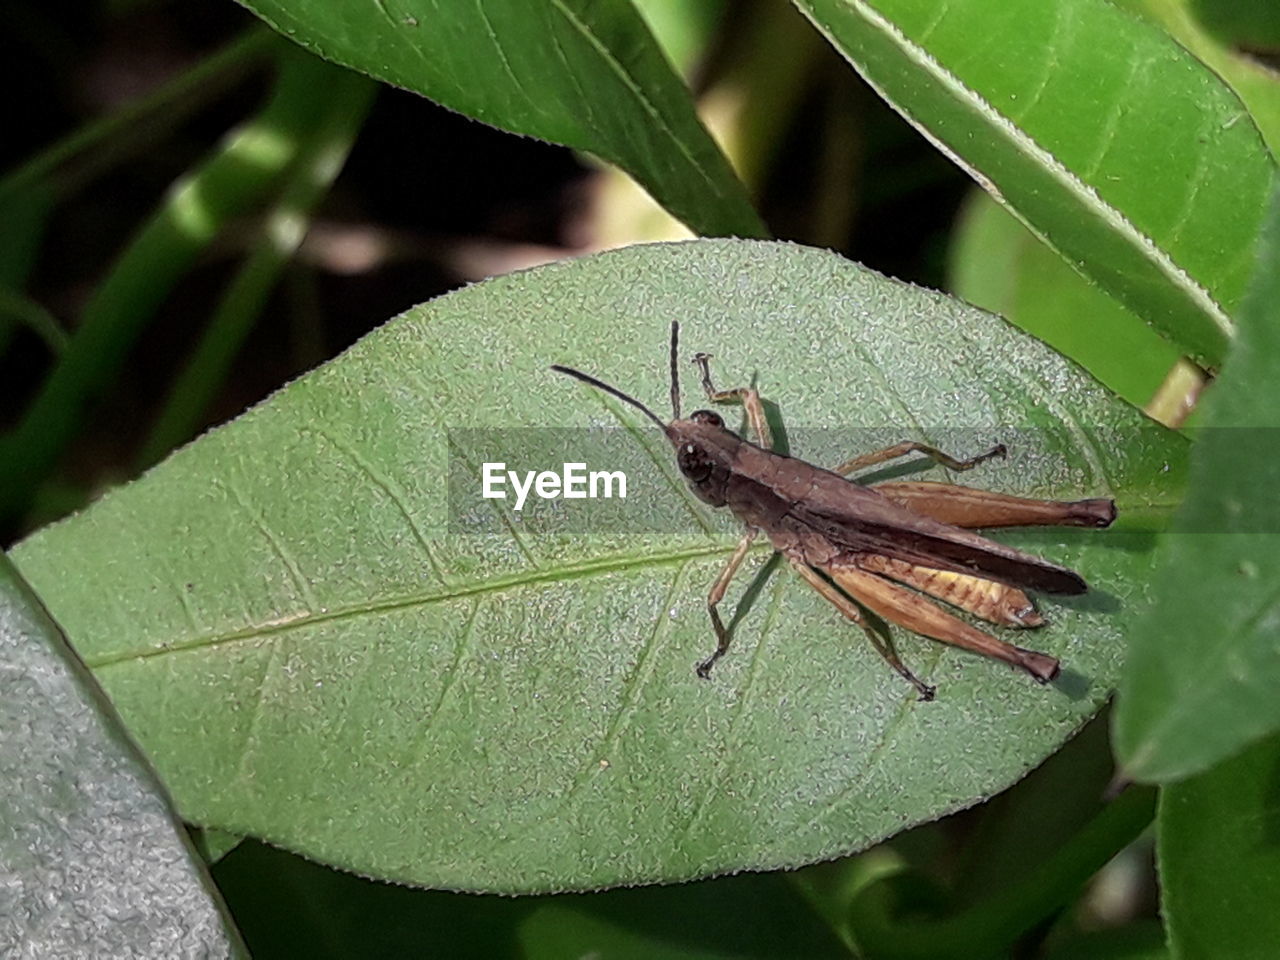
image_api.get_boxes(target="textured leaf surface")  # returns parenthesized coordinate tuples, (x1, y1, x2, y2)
(1115, 193, 1280, 782)
(234, 0, 763, 239)
(1159, 733, 1280, 960)
(0, 555, 243, 958)
(798, 0, 1277, 366)
(12, 240, 1185, 891)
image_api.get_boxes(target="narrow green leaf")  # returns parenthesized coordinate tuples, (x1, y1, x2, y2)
(1113, 0, 1280, 161)
(949, 190, 1183, 413)
(0, 554, 244, 957)
(235, 0, 764, 239)
(796, 0, 1277, 366)
(12, 240, 1185, 891)
(1159, 733, 1280, 960)
(1115, 191, 1280, 782)
(138, 71, 377, 467)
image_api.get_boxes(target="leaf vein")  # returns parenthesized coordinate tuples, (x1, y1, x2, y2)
(306, 426, 452, 585)
(217, 477, 319, 611)
(406, 596, 484, 770)
(86, 542, 739, 671)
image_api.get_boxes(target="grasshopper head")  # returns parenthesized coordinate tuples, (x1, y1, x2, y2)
(666, 411, 737, 507)
(552, 322, 738, 506)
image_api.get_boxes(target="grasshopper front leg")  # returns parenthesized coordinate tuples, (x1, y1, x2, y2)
(690, 352, 774, 679)
(697, 529, 759, 679)
(691, 352, 772, 449)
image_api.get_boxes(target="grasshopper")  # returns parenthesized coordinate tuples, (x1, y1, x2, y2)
(551, 322, 1116, 699)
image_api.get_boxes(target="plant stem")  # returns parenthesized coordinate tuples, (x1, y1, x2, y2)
(0, 28, 276, 201)
(0, 48, 356, 523)
(137, 73, 376, 467)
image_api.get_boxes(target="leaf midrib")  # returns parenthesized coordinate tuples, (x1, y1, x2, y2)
(83, 493, 1184, 673)
(825, 0, 1235, 340)
(85, 540, 739, 672)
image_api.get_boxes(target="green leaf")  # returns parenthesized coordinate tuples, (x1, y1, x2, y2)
(518, 874, 850, 959)
(949, 189, 1183, 413)
(1111, 0, 1280, 163)
(1187, 0, 1280, 50)
(234, 0, 764, 239)
(1114, 191, 1280, 782)
(949, 710, 1117, 906)
(1158, 732, 1280, 960)
(12, 240, 1185, 891)
(630, 0, 728, 76)
(795, 0, 1278, 366)
(0, 554, 245, 957)
(844, 784, 1156, 959)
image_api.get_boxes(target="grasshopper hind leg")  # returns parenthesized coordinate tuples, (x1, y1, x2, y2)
(788, 558, 936, 701)
(828, 564, 1060, 684)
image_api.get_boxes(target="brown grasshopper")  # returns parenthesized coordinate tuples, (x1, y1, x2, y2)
(551, 322, 1116, 699)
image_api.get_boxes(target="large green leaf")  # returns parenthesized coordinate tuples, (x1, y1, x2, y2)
(234, 0, 764, 239)
(796, 0, 1277, 366)
(1114, 193, 1280, 782)
(1158, 733, 1280, 960)
(0, 555, 244, 957)
(12, 240, 1185, 891)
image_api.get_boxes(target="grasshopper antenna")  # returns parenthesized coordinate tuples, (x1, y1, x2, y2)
(550, 364, 669, 432)
(670, 320, 682, 420)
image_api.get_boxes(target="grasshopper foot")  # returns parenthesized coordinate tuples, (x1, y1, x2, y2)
(977, 442, 1007, 465)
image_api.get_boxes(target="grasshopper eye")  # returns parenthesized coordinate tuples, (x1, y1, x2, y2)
(691, 409, 723, 428)
(678, 442, 714, 482)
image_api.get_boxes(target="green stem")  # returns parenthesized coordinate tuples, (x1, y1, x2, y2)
(0, 28, 275, 201)
(0, 290, 68, 356)
(849, 785, 1158, 960)
(0, 49, 357, 523)
(137, 73, 376, 468)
